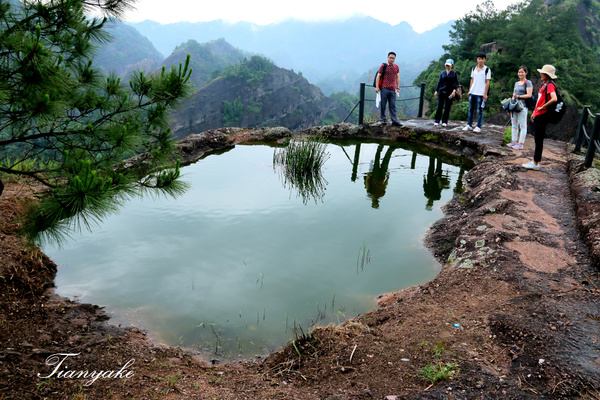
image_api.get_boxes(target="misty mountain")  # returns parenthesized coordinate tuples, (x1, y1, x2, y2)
(129, 15, 453, 92)
(95, 19, 164, 77)
(161, 39, 249, 87)
(169, 56, 346, 139)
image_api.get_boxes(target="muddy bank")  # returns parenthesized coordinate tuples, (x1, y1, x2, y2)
(1, 119, 599, 399)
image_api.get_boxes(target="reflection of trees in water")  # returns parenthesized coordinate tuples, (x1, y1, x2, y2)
(422, 156, 451, 211)
(363, 144, 395, 209)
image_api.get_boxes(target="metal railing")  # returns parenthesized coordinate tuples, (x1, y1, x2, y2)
(573, 105, 600, 167)
(342, 83, 426, 124)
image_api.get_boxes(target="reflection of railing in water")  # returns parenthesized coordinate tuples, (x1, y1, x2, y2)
(342, 83, 427, 124)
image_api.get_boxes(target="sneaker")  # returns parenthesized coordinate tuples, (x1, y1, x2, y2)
(514, 143, 524, 150)
(392, 122, 402, 126)
(442, 123, 447, 127)
(433, 122, 439, 126)
(462, 125, 472, 131)
(507, 141, 517, 148)
(522, 161, 540, 170)
(473, 126, 481, 133)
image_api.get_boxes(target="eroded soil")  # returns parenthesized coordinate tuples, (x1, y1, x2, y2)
(1, 120, 600, 399)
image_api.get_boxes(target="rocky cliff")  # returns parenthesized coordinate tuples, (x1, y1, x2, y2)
(170, 63, 346, 139)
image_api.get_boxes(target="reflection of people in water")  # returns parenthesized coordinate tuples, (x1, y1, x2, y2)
(453, 167, 465, 196)
(364, 145, 395, 208)
(423, 156, 450, 210)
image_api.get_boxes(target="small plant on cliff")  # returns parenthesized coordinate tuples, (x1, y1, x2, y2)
(418, 362, 458, 384)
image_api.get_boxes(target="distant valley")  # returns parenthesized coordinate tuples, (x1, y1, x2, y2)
(93, 16, 454, 136)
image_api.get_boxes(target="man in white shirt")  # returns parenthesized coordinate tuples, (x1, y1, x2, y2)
(463, 52, 491, 133)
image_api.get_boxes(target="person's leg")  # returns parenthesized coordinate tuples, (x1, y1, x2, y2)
(476, 96, 484, 128)
(434, 94, 444, 123)
(380, 89, 390, 122)
(467, 95, 475, 127)
(511, 111, 519, 143)
(518, 110, 527, 144)
(442, 94, 452, 124)
(389, 91, 400, 124)
(533, 114, 549, 163)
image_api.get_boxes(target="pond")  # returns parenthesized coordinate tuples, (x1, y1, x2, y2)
(43, 139, 471, 360)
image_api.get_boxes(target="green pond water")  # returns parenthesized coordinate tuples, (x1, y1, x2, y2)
(43, 140, 471, 360)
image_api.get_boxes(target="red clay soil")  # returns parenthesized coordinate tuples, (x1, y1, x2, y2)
(1, 120, 600, 399)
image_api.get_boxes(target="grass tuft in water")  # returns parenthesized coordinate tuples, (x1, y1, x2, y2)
(273, 135, 330, 204)
(273, 134, 330, 174)
(357, 240, 372, 274)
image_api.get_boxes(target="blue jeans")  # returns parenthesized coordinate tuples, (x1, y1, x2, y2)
(467, 95, 484, 128)
(380, 88, 400, 124)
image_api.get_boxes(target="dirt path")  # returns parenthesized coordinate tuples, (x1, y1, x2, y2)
(1, 120, 599, 399)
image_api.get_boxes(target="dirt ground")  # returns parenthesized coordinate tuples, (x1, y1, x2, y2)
(1, 120, 600, 399)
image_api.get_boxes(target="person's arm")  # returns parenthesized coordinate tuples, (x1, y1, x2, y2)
(468, 78, 474, 95)
(396, 72, 400, 94)
(375, 72, 382, 92)
(450, 73, 458, 97)
(539, 92, 558, 111)
(434, 73, 443, 97)
(517, 83, 533, 99)
(484, 79, 490, 100)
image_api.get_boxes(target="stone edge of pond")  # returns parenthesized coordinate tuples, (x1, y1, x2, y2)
(174, 120, 511, 165)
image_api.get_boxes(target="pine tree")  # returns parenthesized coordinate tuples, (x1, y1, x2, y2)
(0, 0, 193, 244)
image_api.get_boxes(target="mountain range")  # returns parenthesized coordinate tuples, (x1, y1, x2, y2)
(91, 16, 456, 135)
(128, 15, 453, 94)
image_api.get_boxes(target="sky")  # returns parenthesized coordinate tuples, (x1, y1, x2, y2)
(123, 0, 522, 33)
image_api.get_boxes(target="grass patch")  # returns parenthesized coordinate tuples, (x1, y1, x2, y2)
(273, 135, 330, 204)
(273, 135, 330, 174)
(503, 127, 512, 143)
(418, 362, 459, 384)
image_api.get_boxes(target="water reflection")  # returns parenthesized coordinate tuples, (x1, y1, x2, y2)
(423, 157, 451, 211)
(363, 144, 395, 209)
(46, 141, 472, 360)
(274, 164, 328, 205)
(335, 141, 468, 210)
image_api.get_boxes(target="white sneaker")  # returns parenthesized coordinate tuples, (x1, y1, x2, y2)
(442, 123, 447, 127)
(522, 161, 540, 170)
(433, 122, 439, 126)
(462, 125, 472, 131)
(473, 126, 481, 133)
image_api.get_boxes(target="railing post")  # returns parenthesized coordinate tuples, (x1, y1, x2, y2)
(574, 105, 590, 153)
(359, 83, 366, 125)
(584, 113, 600, 167)
(418, 83, 426, 118)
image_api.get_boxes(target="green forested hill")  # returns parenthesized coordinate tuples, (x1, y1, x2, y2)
(161, 39, 248, 87)
(169, 56, 346, 138)
(416, 0, 600, 133)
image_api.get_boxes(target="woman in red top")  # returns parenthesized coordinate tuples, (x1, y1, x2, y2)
(522, 65, 558, 171)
